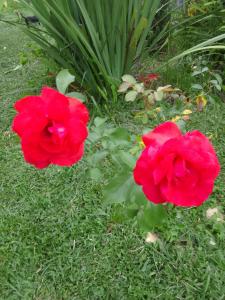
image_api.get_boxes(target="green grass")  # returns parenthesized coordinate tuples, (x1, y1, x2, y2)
(1, 10, 225, 300)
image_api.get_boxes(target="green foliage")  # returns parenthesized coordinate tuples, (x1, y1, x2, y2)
(169, 34, 225, 63)
(147, 0, 172, 52)
(190, 58, 223, 101)
(170, 0, 225, 49)
(137, 201, 167, 230)
(186, 0, 225, 44)
(166, 0, 225, 63)
(87, 117, 167, 231)
(22, 0, 162, 102)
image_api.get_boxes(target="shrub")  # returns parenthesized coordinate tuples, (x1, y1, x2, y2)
(23, 0, 163, 102)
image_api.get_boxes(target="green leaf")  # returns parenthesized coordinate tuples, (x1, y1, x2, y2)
(207, 95, 216, 104)
(103, 172, 134, 206)
(87, 151, 108, 166)
(111, 204, 139, 223)
(111, 150, 136, 170)
(176, 119, 186, 131)
(132, 185, 148, 206)
(66, 91, 87, 102)
(87, 131, 101, 144)
(210, 80, 221, 91)
(89, 168, 102, 182)
(125, 91, 138, 102)
(94, 117, 108, 127)
(109, 128, 130, 147)
(169, 34, 225, 64)
(56, 69, 75, 94)
(191, 84, 203, 90)
(213, 73, 223, 85)
(118, 151, 136, 169)
(137, 203, 167, 231)
(192, 67, 209, 76)
(215, 84, 222, 91)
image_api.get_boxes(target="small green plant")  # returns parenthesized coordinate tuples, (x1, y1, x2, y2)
(190, 59, 223, 103)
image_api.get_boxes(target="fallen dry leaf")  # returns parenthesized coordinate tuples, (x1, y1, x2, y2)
(206, 207, 224, 221)
(182, 115, 190, 121)
(196, 95, 207, 111)
(209, 239, 216, 246)
(171, 115, 181, 122)
(182, 109, 192, 115)
(155, 107, 161, 113)
(145, 232, 158, 244)
(3, 131, 11, 137)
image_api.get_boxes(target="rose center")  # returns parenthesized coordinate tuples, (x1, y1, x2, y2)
(48, 125, 66, 138)
(173, 157, 186, 178)
(44, 122, 68, 143)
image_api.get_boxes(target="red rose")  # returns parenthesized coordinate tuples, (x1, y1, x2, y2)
(12, 87, 89, 169)
(134, 122, 220, 207)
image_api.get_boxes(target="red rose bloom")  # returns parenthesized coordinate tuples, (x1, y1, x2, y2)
(134, 122, 220, 207)
(12, 87, 89, 169)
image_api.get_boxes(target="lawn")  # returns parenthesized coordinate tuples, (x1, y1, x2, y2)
(1, 10, 225, 300)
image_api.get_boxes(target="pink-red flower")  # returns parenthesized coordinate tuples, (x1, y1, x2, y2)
(134, 122, 220, 207)
(12, 87, 89, 169)
(138, 73, 159, 85)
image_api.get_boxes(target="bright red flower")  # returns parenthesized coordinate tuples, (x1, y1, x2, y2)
(134, 122, 220, 207)
(138, 73, 159, 85)
(12, 87, 89, 169)
(146, 73, 159, 81)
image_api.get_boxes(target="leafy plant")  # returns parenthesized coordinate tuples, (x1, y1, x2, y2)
(118, 74, 185, 109)
(86, 117, 167, 231)
(190, 59, 223, 103)
(21, 0, 164, 103)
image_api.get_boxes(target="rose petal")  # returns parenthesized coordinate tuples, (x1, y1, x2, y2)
(51, 143, 84, 166)
(12, 113, 48, 137)
(68, 97, 89, 124)
(173, 157, 186, 177)
(41, 87, 70, 121)
(142, 121, 181, 147)
(22, 138, 51, 169)
(14, 96, 44, 113)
